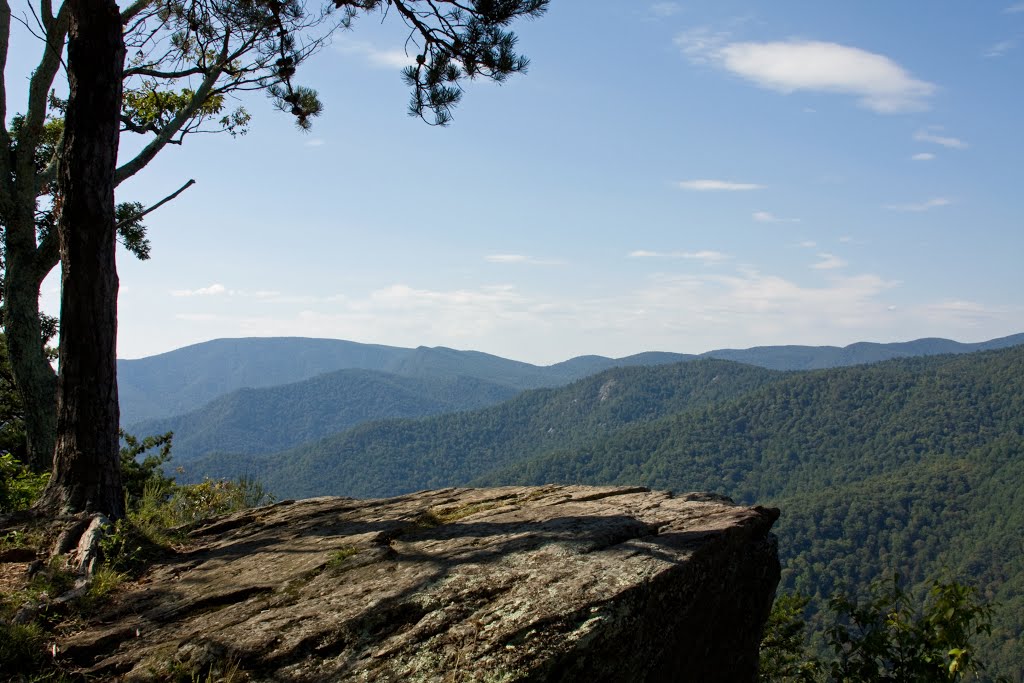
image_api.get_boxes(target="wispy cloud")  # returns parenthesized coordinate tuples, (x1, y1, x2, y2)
(913, 127, 968, 149)
(171, 283, 228, 297)
(486, 254, 528, 263)
(685, 250, 731, 264)
(911, 152, 936, 161)
(629, 250, 731, 264)
(334, 39, 415, 69)
(174, 313, 219, 322)
(812, 253, 847, 270)
(169, 285, 348, 303)
(678, 179, 764, 191)
(485, 254, 564, 266)
(304, 138, 326, 148)
(675, 27, 731, 64)
(885, 197, 952, 212)
(797, 241, 817, 248)
(1005, 3, 1024, 13)
(677, 34, 936, 113)
(649, 2, 682, 17)
(151, 269, 1024, 364)
(984, 39, 1017, 58)
(753, 210, 800, 223)
(169, 271, 900, 363)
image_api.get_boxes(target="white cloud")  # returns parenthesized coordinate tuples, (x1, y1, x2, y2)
(486, 254, 528, 263)
(674, 27, 730, 64)
(753, 210, 800, 223)
(682, 250, 730, 264)
(885, 197, 952, 212)
(650, 2, 681, 17)
(174, 313, 219, 322)
(255, 292, 347, 305)
(138, 270, 1022, 365)
(485, 254, 564, 266)
(919, 300, 1018, 330)
(678, 35, 936, 113)
(171, 283, 228, 297)
(334, 39, 415, 69)
(911, 152, 936, 161)
(913, 127, 968, 149)
(1005, 3, 1024, 13)
(304, 138, 326, 148)
(678, 179, 764, 191)
(155, 272, 900, 363)
(169, 285, 349, 303)
(797, 241, 817, 248)
(812, 253, 847, 270)
(618, 270, 901, 345)
(630, 250, 730, 264)
(984, 39, 1016, 58)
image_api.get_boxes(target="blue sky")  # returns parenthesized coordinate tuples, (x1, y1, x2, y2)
(15, 1, 1024, 364)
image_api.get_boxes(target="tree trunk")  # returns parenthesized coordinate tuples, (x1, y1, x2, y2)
(2, 242, 57, 473)
(2, 232, 57, 472)
(38, 0, 125, 518)
(0, 1, 63, 474)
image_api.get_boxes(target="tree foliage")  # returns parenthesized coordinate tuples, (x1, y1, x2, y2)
(0, 0, 548, 474)
(760, 575, 1011, 682)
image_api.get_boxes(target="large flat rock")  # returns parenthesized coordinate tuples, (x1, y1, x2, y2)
(62, 486, 780, 682)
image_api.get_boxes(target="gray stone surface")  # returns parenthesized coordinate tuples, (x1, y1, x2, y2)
(61, 486, 780, 682)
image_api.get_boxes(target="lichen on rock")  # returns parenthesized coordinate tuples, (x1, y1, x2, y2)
(58, 486, 780, 682)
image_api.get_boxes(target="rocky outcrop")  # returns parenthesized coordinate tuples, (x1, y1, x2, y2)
(61, 486, 780, 682)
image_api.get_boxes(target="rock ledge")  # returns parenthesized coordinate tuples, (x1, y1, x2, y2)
(63, 486, 779, 682)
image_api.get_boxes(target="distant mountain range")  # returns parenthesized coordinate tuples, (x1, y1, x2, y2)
(119, 333, 1024, 427)
(117, 334, 1024, 675)
(118, 337, 692, 425)
(183, 345, 1024, 677)
(701, 333, 1024, 370)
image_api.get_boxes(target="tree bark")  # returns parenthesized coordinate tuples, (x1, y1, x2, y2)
(38, 0, 125, 518)
(0, 0, 59, 474)
(2, 221, 57, 472)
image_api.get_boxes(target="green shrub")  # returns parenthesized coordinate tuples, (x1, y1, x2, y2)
(120, 429, 175, 510)
(165, 476, 272, 526)
(0, 451, 48, 512)
(761, 574, 1011, 682)
(0, 620, 48, 674)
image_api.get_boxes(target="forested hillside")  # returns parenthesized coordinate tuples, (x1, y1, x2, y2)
(128, 369, 521, 461)
(183, 346, 1024, 676)
(476, 347, 1024, 678)
(186, 359, 779, 497)
(118, 338, 410, 424)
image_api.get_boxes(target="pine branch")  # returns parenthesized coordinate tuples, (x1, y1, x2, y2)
(120, 0, 151, 25)
(115, 178, 195, 230)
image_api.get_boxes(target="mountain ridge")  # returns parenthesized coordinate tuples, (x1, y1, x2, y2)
(118, 333, 1024, 425)
(128, 368, 523, 461)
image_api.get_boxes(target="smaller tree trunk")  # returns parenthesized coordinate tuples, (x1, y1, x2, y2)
(38, 0, 125, 518)
(2, 262, 57, 471)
